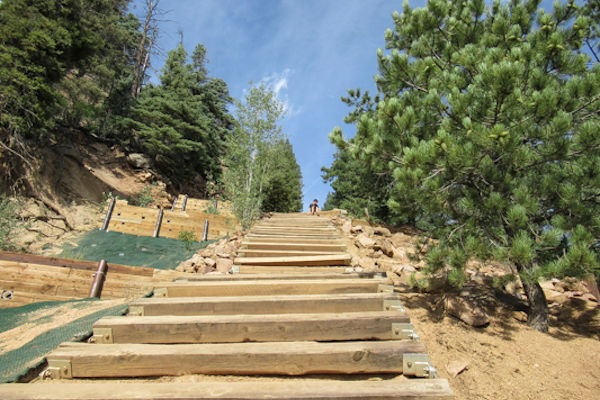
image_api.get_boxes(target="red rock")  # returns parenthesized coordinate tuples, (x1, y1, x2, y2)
(216, 258, 233, 273)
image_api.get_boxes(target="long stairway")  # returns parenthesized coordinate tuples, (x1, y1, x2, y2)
(0, 213, 453, 399)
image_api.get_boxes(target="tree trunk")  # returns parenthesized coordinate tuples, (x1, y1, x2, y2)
(516, 268, 549, 332)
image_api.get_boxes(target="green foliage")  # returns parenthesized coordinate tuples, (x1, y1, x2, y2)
(0, 197, 20, 251)
(262, 139, 303, 213)
(123, 44, 234, 187)
(203, 204, 220, 215)
(330, 0, 600, 331)
(223, 83, 289, 229)
(136, 185, 154, 207)
(177, 230, 197, 251)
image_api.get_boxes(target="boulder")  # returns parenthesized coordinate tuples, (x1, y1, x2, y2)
(204, 257, 216, 268)
(356, 234, 376, 248)
(351, 225, 364, 234)
(341, 220, 352, 234)
(444, 294, 490, 327)
(126, 153, 151, 169)
(199, 264, 216, 274)
(373, 238, 394, 257)
(373, 226, 392, 237)
(216, 258, 234, 273)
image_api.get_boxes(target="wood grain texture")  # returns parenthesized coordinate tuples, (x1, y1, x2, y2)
(0, 379, 453, 399)
(93, 311, 410, 343)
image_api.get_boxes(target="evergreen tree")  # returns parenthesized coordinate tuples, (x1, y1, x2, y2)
(262, 138, 303, 213)
(124, 43, 233, 186)
(330, 0, 600, 332)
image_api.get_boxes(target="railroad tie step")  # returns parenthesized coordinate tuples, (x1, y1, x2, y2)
(0, 379, 454, 399)
(44, 340, 427, 378)
(89, 311, 411, 344)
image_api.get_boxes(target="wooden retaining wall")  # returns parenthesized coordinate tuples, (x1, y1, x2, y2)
(100, 199, 240, 240)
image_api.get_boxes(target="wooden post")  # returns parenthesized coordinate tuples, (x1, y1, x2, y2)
(202, 219, 209, 241)
(101, 197, 116, 231)
(153, 208, 164, 238)
(181, 195, 188, 212)
(89, 260, 108, 298)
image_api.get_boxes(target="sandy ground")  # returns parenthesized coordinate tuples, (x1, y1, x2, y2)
(401, 292, 600, 400)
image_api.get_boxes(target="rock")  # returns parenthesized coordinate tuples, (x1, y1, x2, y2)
(373, 238, 394, 257)
(126, 153, 151, 169)
(351, 225, 364, 234)
(392, 264, 417, 275)
(390, 232, 414, 248)
(216, 258, 233, 273)
(512, 311, 528, 322)
(444, 294, 490, 327)
(199, 265, 216, 274)
(446, 360, 468, 378)
(580, 293, 598, 303)
(373, 226, 392, 237)
(204, 257, 216, 268)
(356, 257, 377, 270)
(175, 265, 185, 272)
(342, 220, 352, 234)
(356, 234, 376, 248)
(200, 248, 213, 257)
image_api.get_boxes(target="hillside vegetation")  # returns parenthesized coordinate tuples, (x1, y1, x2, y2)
(324, 0, 600, 332)
(0, 0, 303, 248)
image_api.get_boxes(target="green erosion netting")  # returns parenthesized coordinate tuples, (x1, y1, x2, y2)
(0, 299, 129, 383)
(60, 230, 213, 270)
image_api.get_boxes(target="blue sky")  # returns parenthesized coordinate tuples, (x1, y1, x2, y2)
(130, 0, 419, 209)
(130, 0, 556, 210)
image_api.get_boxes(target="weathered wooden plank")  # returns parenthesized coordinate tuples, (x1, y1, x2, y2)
(237, 249, 346, 258)
(129, 292, 400, 315)
(241, 242, 347, 252)
(0, 379, 454, 399)
(0, 252, 154, 276)
(234, 254, 352, 266)
(175, 271, 383, 281)
(245, 236, 344, 244)
(237, 265, 351, 274)
(153, 278, 388, 297)
(93, 311, 410, 343)
(49, 340, 426, 377)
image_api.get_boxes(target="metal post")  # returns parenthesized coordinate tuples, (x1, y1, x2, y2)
(89, 260, 108, 298)
(181, 195, 188, 212)
(153, 208, 164, 238)
(202, 219, 209, 241)
(213, 197, 218, 210)
(170, 198, 177, 211)
(101, 197, 116, 231)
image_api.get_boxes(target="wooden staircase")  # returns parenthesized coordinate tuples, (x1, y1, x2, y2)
(0, 213, 453, 399)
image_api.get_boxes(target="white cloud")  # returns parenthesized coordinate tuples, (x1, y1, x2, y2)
(260, 68, 302, 118)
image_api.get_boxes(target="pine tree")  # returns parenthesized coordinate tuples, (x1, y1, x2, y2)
(330, 0, 600, 332)
(262, 138, 303, 213)
(124, 43, 233, 187)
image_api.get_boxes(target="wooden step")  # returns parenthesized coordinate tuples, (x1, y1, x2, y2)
(0, 380, 454, 399)
(48, 340, 427, 377)
(128, 292, 401, 316)
(245, 236, 344, 244)
(251, 228, 337, 235)
(248, 231, 340, 238)
(241, 242, 347, 252)
(92, 311, 410, 343)
(237, 249, 346, 258)
(174, 271, 384, 281)
(152, 278, 387, 297)
(236, 265, 351, 274)
(234, 254, 352, 266)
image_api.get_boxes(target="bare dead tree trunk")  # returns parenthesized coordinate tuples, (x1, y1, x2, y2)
(131, 0, 160, 98)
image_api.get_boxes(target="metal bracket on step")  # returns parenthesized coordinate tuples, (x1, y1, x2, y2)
(392, 322, 420, 342)
(128, 306, 144, 316)
(231, 265, 240, 273)
(403, 353, 437, 378)
(88, 327, 113, 344)
(383, 299, 406, 312)
(377, 284, 395, 293)
(40, 359, 72, 379)
(153, 287, 168, 297)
